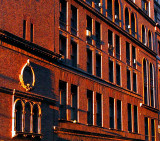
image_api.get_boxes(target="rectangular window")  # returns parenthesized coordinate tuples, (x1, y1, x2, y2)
(59, 35, 66, 58)
(133, 72, 137, 92)
(71, 84, 77, 121)
(95, 0, 101, 12)
(142, 0, 149, 15)
(71, 5, 77, 35)
(134, 106, 138, 133)
(60, 0, 67, 30)
(132, 46, 136, 68)
(151, 119, 155, 141)
(154, 10, 157, 23)
(127, 69, 131, 90)
(159, 42, 160, 56)
(126, 42, 130, 65)
(116, 63, 120, 86)
(96, 53, 101, 77)
(71, 41, 77, 67)
(23, 20, 26, 39)
(87, 49, 92, 74)
(145, 117, 149, 140)
(128, 103, 132, 132)
(107, 0, 112, 19)
(87, 16, 92, 44)
(87, 90, 93, 125)
(30, 23, 33, 42)
(95, 21, 101, 48)
(117, 100, 121, 130)
(116, 35, 120, 59)
(96, 93, 102, 126)
(109, 60, 113, 83)
(59, 80, 67, 120)
(109, 97, 114, 128)
(108, 30, 113, 56)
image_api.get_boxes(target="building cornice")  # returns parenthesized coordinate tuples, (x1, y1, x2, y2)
(74, 0, 157, 57)
(0, 87, 57, 105)
(0, 29, 62, 61)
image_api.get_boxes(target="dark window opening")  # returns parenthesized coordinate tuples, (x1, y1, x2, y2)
(126, 42, 130, 65)
(87, 16, 92, 44)
(127, 69, 131, 90)
(86, 0, 92, 5)
(143, 59, 147, 105)
(25, 103, 31, 132)
(134, 106, 138, 133)
(59, 35, 66, 59)
(96, 53, 101, 77)
(33, 105, 39, 133)
(145, 117, 149, 140)
(60, 0, 66, 30)
(87, 90, 93, 125)
(15, 101, 22, 132)
(71, 5, 77, 35)
(23, 20, 26, 39)
(154, 10, 157, 23)
(150, 64, 154, 107)
(151, 119, 155, 141)
(107, 0, 112, 19)
(117, 100, 121, 130)
(148, 31, 152, 49)
(109, 97, 114, 128)
(108, 30, 113, 55)
(116, 35, 120, 59)
(95, 0, 101, 12)
(95, 21, 101, 48)
(131, 13, 135, 37)
(30, 23, 33, 42)
(59, 80, 67, 120)
(116, 64, 120, 86)
(96, 93, 102, 126)
(128, 103, 132, 132)
(142, 0, 149, 15)
(87, 49, 92, 74)
(142, 25, 145, 44)
(71, 41, 77, 67)
(132, 46, 136, 68)
(109, 60, 113, 83)
(71, 84, 77, 121)
(125, 8, 129, 32)
(115, 0, 119, 25)
(133, 72, 137, 92)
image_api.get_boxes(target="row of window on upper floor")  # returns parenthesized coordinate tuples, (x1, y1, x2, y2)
(60, 30, 141, 93)
(59, 80, 156, 140)
(59, 0, 155, 51)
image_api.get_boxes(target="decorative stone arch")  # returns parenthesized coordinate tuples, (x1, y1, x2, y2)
(19, 59, 35, 91)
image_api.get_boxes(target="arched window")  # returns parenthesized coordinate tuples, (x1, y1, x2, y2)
(142, 25, 145, 44)
(25, 102, 31, 132)
(15, 100, 23, 132)
(150, 64, 154, 107)
(115, 0, 119, 24)
(108, 0, 112, 19)
(143, 59, 148, 105)
(33, 104, 39, 133)
(131, 13, 135, 37)
(148, 30, 152, 49)
(125, 8, 129, 32)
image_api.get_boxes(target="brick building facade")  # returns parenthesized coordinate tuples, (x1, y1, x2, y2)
(0, 0, 159, 141)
